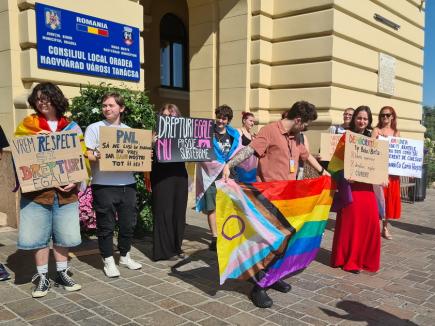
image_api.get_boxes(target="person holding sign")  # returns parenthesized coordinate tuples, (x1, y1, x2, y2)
(151, 104, 188, 261)
(85, 93, 142, 278)
(372, 106, 401, 240)
(196, 105, 241, 251)
(15, 83, 84, 297)
(330, 106, 381, 274)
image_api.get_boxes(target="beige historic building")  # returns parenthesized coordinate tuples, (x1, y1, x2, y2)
(0, 0, 426, 227)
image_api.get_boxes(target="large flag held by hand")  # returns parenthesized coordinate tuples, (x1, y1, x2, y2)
(215, 176, 334, 288)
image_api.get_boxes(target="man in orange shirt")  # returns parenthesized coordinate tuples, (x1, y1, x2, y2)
(223, 101, 330, 308)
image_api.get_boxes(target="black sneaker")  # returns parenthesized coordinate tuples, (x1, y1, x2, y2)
(54, 268, 82, 292)
(31, 273, 50, 298)
(209, 237, 217, 251)
(0, 264, 10, 281)
(269, 279, 292, 293)
(250, 285, 273, 308)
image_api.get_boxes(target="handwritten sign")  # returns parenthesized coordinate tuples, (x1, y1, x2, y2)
(11, 131, 88, 193)
(156, 116, 216, 162)
(379, 136, 424, 178)
(344, 131, 389, 185)
(320, 133, 342, 161)
(99, 127, 152, 171)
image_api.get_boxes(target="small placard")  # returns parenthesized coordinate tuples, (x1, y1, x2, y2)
(379, 136, 424, 178)
(320, 133, 343, 161)
(156, 116, 216, 162)
(344, 131, 389, 185)
(11, 131, 88, 193)
(99, 127, 152, 171)
(378, 52, 396, 95)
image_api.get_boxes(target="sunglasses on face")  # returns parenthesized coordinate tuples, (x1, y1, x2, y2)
(380, 113, 392, 118)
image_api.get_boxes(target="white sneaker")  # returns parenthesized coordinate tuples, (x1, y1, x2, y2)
(119, 252, 142, 270)
(103, 256, 120, 278)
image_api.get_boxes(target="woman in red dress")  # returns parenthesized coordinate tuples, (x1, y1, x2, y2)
(372, 106, 401, 240)
(331, 106, 381, 274)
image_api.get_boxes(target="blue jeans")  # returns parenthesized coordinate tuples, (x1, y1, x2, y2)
(18, 195, 81, 250)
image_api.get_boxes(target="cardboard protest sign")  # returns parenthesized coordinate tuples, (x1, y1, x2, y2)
(99, 127, 152, 172)
(379, 136, 424, 178)
(156, 116, 216, 162)
(11, 131, 88, 193)
(320, 133, 343, 161)
(344, 131, 389, 185)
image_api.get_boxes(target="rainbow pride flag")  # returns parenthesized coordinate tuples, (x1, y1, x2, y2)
(215, 176, 334, 288)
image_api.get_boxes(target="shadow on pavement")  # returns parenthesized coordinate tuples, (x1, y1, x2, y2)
(169, 248, 251, 298)
(315, 247, 331, 266)
(390, 220, 435, 235)
(320, 300, 418, 325)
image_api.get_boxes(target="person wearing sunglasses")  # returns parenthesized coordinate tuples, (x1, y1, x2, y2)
(329, 107, 354, 134)
(372, 106, 401, 240)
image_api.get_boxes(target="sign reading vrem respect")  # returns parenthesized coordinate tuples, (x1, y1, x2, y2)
(36, 3, 140, 81)
(11, 131, 88, 193)
(156, 116, 216, 162)
(380, 136, 424, 178)
(344, 131, 389, 185)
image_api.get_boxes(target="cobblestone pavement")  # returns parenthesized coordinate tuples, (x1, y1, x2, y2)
(1, 190, 434, 326)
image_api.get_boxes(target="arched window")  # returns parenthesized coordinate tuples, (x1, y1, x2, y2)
(160, 13, 188, 89)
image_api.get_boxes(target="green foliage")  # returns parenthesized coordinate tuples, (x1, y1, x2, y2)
(70, 83, 156, 233)
(423, 106, 435, 186)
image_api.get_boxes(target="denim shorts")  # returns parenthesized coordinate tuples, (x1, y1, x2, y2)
(17, 195, 82, 250)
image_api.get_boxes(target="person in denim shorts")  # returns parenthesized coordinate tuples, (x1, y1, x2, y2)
(15, 83, 83, 298)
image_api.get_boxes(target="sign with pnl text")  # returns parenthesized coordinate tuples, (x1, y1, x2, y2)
(11, 131, 88, 193)
(156, 116, 216, 162)
(36, 3, 140, 81)
(344, 131, 389, 185)
(99, 127, 152, 171)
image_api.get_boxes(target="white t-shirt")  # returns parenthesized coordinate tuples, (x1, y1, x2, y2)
(47, 120, 58, 132)
(85, 120, 136, 185)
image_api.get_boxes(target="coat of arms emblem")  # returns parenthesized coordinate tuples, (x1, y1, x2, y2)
(45, 9, 61, 30)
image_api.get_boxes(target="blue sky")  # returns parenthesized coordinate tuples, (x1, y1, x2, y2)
(424, 0, 435, 106)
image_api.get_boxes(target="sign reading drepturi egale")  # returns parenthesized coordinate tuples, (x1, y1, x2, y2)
(99, 127, 152, 172)
(11, 131, 88, 193)
(344, 131, 389, 185)
(379, 136, 424, 178)
(36, 3, 140, 81)
(156, 116, 216, 162)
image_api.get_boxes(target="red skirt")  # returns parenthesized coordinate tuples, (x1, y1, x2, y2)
(331, 182, 381, 272)
(384, 175, 401, 219)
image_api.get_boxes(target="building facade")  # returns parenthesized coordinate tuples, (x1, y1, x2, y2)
(0, 0, 426, 227)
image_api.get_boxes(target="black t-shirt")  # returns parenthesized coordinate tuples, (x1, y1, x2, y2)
(0, 126, 9, 149)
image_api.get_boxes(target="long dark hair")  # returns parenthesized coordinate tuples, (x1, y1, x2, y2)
(28, 82, 68, 118)
(349, 105, 373, 136)
(376, 106, 398, 132)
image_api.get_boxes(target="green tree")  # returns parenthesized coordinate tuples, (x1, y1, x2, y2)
(69, 83, 156, 234)
(423, 105, 435, 140)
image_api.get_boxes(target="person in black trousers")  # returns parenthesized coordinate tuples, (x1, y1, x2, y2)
(151, 104, 188, 261)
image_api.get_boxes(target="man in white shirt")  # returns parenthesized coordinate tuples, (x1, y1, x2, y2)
(85, 93, 142, 278)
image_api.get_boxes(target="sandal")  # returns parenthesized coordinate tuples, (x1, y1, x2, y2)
(382, 227, 393, 240)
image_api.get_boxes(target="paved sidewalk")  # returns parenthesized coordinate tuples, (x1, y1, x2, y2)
(1, 190, 434, 326)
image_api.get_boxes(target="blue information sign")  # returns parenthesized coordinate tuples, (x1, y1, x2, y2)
(36, 3, 140, 82)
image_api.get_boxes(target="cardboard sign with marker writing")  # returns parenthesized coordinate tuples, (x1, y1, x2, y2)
(11, 131, 88, 193)
(99, 127, 152, 172)
(320, 133, 343, 161)
(156, 116, 216, 162)
(344, 131, 389, 185)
